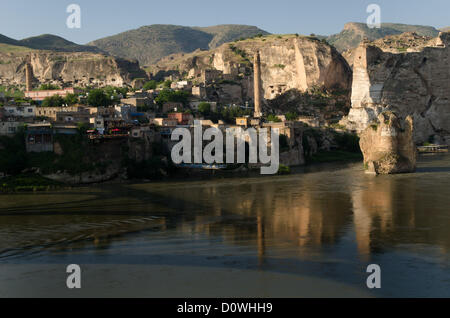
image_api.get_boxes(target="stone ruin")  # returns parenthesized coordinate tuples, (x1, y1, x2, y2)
(360, 112, 417, 175)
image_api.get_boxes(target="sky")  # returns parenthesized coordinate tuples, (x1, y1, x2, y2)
(0, 0, 448, 44)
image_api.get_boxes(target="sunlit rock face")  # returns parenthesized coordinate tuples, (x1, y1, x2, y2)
(341, 32, 450, 145)
(0, 50, 147, 88)
(151, 35, 352, 104)
(360, 112, 417, 175)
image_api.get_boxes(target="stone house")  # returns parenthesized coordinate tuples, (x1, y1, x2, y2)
(35, 106, 80, 121)
(168, 113, 194, 126)
(114, 105, 137, 121)
(90, 116, 105, 134)
(171, 81, 192, 91)
(3, 105, 36, 118)
(120, 97, 153, 108)
(192, 86, 207, 99)
(56, 111, 92, 124)
(190, 101, 218, 112)
(25, 123, 54, 153)
(151, 118, 178, 127)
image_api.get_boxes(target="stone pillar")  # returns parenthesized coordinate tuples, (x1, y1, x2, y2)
(253, 51, 262, 118)
(25, 63, 33, 92)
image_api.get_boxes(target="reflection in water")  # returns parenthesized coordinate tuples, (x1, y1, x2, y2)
(0, 154, 450, 297)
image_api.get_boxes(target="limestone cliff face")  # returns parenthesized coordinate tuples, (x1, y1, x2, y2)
(342, 32, 450, 145)
(360, 112, 416, 175)
(0, 50, 147, 88)
(249, 37, 351, 99)
(151, 35, 352, 103)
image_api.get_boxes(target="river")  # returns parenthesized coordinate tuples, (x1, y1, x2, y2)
(0, 154, 449, 297)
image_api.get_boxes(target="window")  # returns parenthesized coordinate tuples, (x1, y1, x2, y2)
(28, 108, 33, 113)
(8, 127, 16, 133)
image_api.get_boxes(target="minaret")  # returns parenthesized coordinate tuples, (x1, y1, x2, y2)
(25, 62, 33, 92)
(253, 51, 262, 118)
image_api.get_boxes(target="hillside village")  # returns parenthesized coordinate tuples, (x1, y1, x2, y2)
(0, 48, 339, 183)
(0, 23, 449, 185)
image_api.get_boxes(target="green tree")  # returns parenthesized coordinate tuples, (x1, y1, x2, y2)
(197, 102, 211, 115)
(143, 80, 157, 91)
(155, 89, 190, 107)
(219, 106, 252, 124)
(285, 112, 299, 121)
(42, 95, 65, 107)
(87, 89, 111, 107)
(266, 114, 282, 123)
(65, 93, 79, 106)
(0, 85, 25, 98)
(162, 80, 172, 88)
(103, 86, 127, 104)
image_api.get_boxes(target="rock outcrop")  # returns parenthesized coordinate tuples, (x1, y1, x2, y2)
(360, 112, 416, 175)
(44, 163, 122, 185)
(341, 32, 450, 145)
(0, 49, 147, 88)
(150, 35, 352, 105)
(327, 22, 440, 53)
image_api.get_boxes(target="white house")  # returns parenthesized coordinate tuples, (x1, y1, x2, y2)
(3, 105, 36, 118)
(114, 105, 137, 121)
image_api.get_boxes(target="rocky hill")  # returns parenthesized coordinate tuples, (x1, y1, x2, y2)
(194, 25, 269, 49)
(0, 45, 147, 88)
(369, 32, 436, 53)
(340, 32, 450, 145)
(327, 22, 440, 52)
(19, 34, 102, 53)
(0, 34, 21, 47)
(89, 24, 270, 66)
(0, 33, 101, 53)
(148, 34, 352, 115)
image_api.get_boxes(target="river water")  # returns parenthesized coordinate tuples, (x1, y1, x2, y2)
(0, 154, 449, 298)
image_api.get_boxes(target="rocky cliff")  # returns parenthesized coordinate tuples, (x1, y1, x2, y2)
(341, 32, 450, 145)
(0, 48, 147, 88)
(151, 34, 352, 103)
(327, 22, 440, 53)
(360, 112, 416, 175)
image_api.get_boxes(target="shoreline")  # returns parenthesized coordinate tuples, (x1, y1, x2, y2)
(0, 152, 364, 193)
